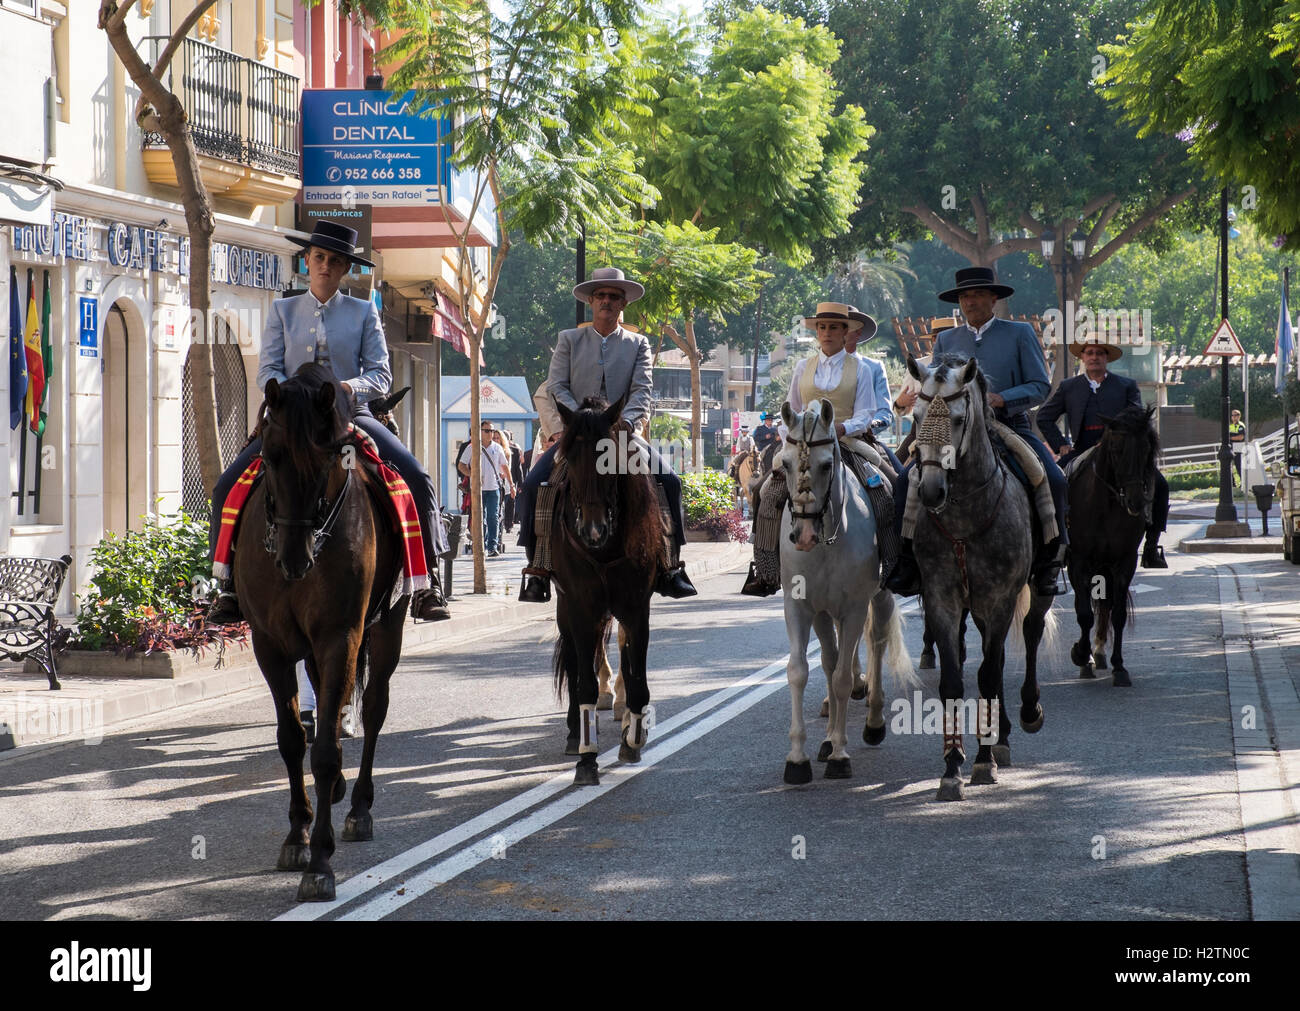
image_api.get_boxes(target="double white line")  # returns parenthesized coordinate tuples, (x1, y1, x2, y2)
(276, 649, 819, 921)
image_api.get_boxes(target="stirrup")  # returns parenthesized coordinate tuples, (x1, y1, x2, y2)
(740, 561, 780, 597)
(519, 567, 551, 603)
(1141, 543, 1168, 569)
(206, 589, 244, 625)
(656, 563, 697, 599)
(411, 587, 451, 622)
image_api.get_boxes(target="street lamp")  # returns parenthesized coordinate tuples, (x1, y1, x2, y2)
(1040, 227, 1088, 383)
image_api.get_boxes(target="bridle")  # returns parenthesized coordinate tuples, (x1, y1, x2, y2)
(785, 413, 843, 545)
(1091, 429, 1152, 518)
(260, 416, 352, 564)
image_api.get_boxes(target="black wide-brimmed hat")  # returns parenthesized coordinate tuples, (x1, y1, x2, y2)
(938, 266, 1014, 303)
(290, 219, 375, 268)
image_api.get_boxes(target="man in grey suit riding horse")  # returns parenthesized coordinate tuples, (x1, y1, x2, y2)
(205, 219, 451, 623)
(516, 267, 697, 603)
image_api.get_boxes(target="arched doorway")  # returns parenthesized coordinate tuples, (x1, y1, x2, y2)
(181, 321, 248, 521)
(102, 300, 148, 534)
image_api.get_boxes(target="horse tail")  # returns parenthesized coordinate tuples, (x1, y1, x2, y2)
(1008, 584, 1060, 656)
(553, 633, 568, 700)
(355, 631, 369, 707)
(868, 589, 919, 692)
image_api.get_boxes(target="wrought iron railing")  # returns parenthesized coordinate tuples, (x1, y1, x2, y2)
(140, 36, 300, 176)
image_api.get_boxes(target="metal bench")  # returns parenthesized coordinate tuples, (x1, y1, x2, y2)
(0, 554, 72, 690)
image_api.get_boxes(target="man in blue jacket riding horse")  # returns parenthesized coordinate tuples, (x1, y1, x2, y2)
(206, 220, 451, 624)
(885, 266, 1069, 597)
(1035, 339, 1169, 568)
(515, 267, 697, 603)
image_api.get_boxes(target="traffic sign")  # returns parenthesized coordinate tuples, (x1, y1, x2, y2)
(1203, 319, 1245, 357)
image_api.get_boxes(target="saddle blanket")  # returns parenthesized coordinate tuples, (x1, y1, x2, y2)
(212, 424, 429, 594)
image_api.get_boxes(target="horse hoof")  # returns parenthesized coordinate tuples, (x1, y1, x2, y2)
(1112, 668, 1132, 688)
(277, 843, 311, 871)
(597, 691, 613, 711)
(1069, 642, 1092, 667)
(1020, 705, 1044, 733)
(991, 745, 1011, 767)
(332, 773, 346, 804)
(850, 683, 867, 701)
(816, 740, 833, 762)
(342, 813, 373, 842)
(969, 762, 998, 785)
(819, 698, 829, 718)
(618, 743, 641, 764)
(936, 777, 965, 802)
(919, 649, 936, 670)
(564, 734, 579, 756)
(296, 872, 335, 903)
(573, 759, 600, 787)
(1078, 666, 1097, 679)
(863, 722, 886, 746)
(1094, 652, 1108, 670)
(784, 760, 813, 785)
(824, 757, 852, 780)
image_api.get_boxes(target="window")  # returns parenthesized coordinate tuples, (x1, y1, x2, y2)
(0, 0, 38, 17)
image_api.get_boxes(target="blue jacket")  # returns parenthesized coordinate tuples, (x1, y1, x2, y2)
(257, 290, 391, 403)
(1036, 371, 1142, 455)
(932, 318, 1051, 432)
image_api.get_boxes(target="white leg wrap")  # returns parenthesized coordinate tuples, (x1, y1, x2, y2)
(977, 699, 999, 745)
(621, 708, 649, 750)
(579, 704, 598, 754)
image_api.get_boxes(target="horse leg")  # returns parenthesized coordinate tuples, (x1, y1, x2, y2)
(618, 608, 651, 764)
(1110, 562, 1136, 688)
(255, 638, 314, 873)
(919, 600, 936, 669)
(596, 621, 614, 711)
(862, 589, 894, 746)
(297, 634, 359, 902)
(783, 606, 816, 785)
(824, 610, 865, 779)
(1018, 590, 1048, 739)
(1069, 559, 1098, 678)
(851, 639, 867, 701)
(558, 602, 583, 756)
(932, 603, 966, 801)
(969, 616, 1011, 786)
(813, 612, 839, 760)
(345, 596, 408, 842)
(570, 621, 602, 787)
(614, 623, 629, 720)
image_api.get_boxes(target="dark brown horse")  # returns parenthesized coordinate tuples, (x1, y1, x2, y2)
(1065, 404, 1158, 687)
(235, 363, 409, 901)
(550, 394, 662, 786)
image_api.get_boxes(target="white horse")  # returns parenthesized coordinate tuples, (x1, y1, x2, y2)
(778, 400, 915, 784)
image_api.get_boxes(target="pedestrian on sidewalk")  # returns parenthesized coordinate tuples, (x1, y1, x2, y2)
(458, 419, 513, 557)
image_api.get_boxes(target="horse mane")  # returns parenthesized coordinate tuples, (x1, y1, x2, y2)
(260, 362, 354, 478)
(1106, 403, 1160, 451)
(558, 396, 661, 570)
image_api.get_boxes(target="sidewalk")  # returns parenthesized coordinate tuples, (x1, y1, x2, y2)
(0, 538, 750, 752)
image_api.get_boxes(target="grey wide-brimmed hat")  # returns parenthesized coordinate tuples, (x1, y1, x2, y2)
(846, 307, 879, 343)
(938, 266, 1014, 303)
(573, 267, 645, 305)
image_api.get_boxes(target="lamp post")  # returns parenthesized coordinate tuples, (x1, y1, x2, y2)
(1041, 227, 1087, 386)
(1207, 186, 1249, 536)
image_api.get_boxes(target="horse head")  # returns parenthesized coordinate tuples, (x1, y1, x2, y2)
(370, 385, 410, 439)
(908, 353, 990, 514)
(556, 393, 638, 552)
(780, 398, 841, 551)
(1096, 404, 1159, 518)
(259, 363, 353, 580)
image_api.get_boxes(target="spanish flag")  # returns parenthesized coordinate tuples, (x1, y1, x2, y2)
(23, 268, 44, 435)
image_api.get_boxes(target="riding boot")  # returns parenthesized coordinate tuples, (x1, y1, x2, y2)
(206, 580, 244, 625)
(411, 568, 451, 621)
(518, 565, 552, 603)
(884, 539, 922, 597)
(655, 537, 698, 599)
(1032, 540, 1068, 596)
(1141, 533, 1168, 569)
(865, 475, 898, 582)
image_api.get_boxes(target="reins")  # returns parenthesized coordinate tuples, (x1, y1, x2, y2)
(260, 416, 354, 563)
(785, 412, 843, 545)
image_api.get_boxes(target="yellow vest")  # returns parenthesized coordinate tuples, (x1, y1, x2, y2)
(797, 352, 858, 426)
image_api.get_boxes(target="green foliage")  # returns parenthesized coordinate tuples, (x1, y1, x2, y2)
(680, 469, 738, 525)
(1192, 369, 1284, 433)
(73, 512, 223, 653)
(1100, 0, 1300, 249)
(1284, 377, 1300, 415)
(648, 413, 691, 446)
(1164, 461, 1237, 492)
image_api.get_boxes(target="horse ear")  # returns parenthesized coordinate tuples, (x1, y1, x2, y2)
(780, 401, 795, 429)
(603, 392, 628, 429)
(265, 378, 280, 407)
(391, 385, 411, 408)
(907, 354, 923, 381)
(820, 398, 835, 431)
(317, 382, 336, 414)
(960, 357, 979, 386)
(557, 401, 574, 428)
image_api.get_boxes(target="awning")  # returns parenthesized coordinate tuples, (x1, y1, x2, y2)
(434, 291, 484, 367)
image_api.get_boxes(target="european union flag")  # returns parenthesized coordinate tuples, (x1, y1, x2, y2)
(9, 265, 28, 430)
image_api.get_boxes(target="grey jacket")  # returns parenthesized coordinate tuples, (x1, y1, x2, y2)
(932, 317, 1050, 431)
(547, 325, 654, 431)
(257, 290, 391, 403)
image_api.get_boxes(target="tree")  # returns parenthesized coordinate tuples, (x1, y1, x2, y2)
(764, 0, 1203, 381)
(1100, 0, 1300, 250)
(383, 0, 657, 592)
(601, 220, 764, 467)
(97, 0, 393, 499)
(1194, 370, 1283, 437)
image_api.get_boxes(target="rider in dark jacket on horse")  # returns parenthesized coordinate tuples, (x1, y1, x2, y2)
(515, 267, 697, 603)
(205, 220, 451, 624)
(1035, 339, 1169, 568)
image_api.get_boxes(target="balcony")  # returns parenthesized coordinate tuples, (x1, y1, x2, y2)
(138, 36, 300, 208)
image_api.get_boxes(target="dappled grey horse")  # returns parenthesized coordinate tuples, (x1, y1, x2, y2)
(908, 354, 1054, 801)
(778, 400, 914, 784)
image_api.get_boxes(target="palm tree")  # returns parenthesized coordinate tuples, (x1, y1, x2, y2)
(828, 243, 917, 319)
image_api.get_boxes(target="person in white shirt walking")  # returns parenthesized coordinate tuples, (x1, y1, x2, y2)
(458, 419, 514, 556)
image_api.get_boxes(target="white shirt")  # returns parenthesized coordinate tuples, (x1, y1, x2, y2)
(784, 349, 879, 438)
(459, 440, 510, 492)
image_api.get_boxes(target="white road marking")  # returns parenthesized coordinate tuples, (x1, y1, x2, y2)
(275, 649, 818, 921)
